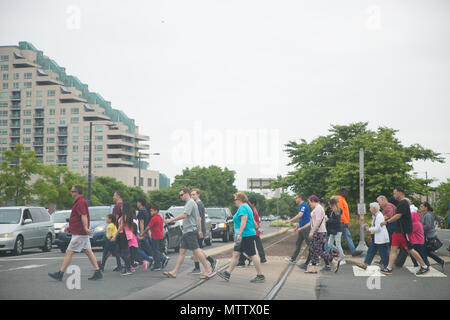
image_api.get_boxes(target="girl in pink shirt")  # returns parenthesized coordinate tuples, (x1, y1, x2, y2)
(409, 207, 430, 267)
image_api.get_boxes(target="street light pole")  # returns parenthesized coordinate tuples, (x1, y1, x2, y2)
(87, 121, 93, 206)
(356, 147, 368, 254)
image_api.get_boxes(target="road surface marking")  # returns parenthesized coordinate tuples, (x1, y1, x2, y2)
(406, 266, 447, 277)
(0, 264, 46, 273)
(352, 266, 386, 277)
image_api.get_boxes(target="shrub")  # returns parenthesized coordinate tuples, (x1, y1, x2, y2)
(269, 219, 295, 228)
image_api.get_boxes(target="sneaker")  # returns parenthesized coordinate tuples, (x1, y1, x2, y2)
(339, 260, 346, 266)
(380, 267, 392, 275)
(284, 257, 295, 264)
(88, 269, 103, 280)
(191, 267, 202, 274)
(298, 263, 308, 270)
(440, 261, 445, 272)
(217, 270, 231, 282)
(250, 274, 265, 283)
(121, 269, 133, 276)
(375, 260, 383, 266)
(416, 266, 430, 275)
(151, 266, 161, 271)
(48, 271, 64, 281)
(210, 259, 218, 272)
(142, 261, 149, 271)
(236, 263, 246, 268)
(113, 267, 121, 272)
(352, 250, 363, 257)
(260, 259, 267, 264)
(356, 263, 368, 270)
(247, 261, 253, 266)
(321, 265, 332, 272)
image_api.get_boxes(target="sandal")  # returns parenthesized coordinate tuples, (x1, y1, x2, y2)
(163, 271, 176, 278)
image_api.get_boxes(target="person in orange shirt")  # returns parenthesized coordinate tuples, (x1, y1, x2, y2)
(336, 188, 362, 257)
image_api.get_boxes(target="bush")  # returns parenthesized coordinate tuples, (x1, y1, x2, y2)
(269, 219, 295, 228)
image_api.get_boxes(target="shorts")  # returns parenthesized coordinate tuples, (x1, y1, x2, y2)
(392, 232, 413, 251)
(180, 231, 200, 250)
(235, 235, 257, 257)
(67, 235, 91, 252)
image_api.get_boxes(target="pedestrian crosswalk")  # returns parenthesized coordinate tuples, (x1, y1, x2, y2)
(352, 265, 447, 278)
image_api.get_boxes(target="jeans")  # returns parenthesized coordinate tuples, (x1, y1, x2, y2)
(290, 226, 311, 260)
(150, 238, 163, 268)
(364, 242, 389, 267)
(138, 233, 153, 257)
(327, 232, 345, 259)
(424, 241, 444, 265)
(101, 238, 121, 269)
(410, 244, 430, 267)
(342, 224, 356, 254)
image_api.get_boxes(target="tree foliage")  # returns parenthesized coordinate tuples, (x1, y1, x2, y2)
(265, 193, 298, 218)
(436, 180, 450, 229)
(275, 123, 444, 212)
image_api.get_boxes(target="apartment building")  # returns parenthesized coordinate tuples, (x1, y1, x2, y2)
(0, 42, 160, 193)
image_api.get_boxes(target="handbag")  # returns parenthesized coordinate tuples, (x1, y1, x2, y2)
(426, 237, 443, 252)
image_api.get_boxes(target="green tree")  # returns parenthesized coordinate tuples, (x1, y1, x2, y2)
(172, 165, 238, 207)
(436, 180, 450, 229)
(0, 144, 41, 205)
(91, 176, 128, 206)
(148, 187, 184, 210)
(245, 191, 267, 216)
(265, 193, 298, 219)
(276, 123, 444, 212)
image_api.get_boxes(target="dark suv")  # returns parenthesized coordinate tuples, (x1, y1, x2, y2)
(206, 207, 234, 242)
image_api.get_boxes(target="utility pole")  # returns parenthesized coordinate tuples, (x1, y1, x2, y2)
(356, 147, 368, 254)
(87, 121, 93, 206)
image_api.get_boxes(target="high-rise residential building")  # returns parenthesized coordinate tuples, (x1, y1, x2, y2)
(0, 42, 160, 193)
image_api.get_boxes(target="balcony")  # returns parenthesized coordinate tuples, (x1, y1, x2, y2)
(36, 78, 64, 86)
(10, 130, 20, 137)
(57, 148, 67, 155)
(10, 94, 21, 101)
(11, 101, 21, 109)
(57, 129, 68, 136)
(58, 140, 68, 146)
(10, 121, 20, 128)
(34, 112, 44, 118)
(83, 114, 110, 122)
(34, 121, 45, 128)
(32, 141, 44, 146)
(10, 112, 21, 119)
(34, 131, 44, 137)
(57, 159, 67, 164)
(59, 95, 87, 103)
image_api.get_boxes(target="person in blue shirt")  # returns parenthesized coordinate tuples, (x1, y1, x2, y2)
(284, 193, 311, 264)
(218, 192, 265, 283)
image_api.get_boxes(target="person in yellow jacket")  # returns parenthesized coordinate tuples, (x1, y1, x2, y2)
(336, 188, 362, 257)
(99, 214, 122, 272)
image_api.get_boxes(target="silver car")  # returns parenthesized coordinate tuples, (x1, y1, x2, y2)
(0, 207, 55, 255)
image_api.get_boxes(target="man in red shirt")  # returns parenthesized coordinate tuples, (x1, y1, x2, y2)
(49, 185, 102, 281)
(377, 195, 397, 243)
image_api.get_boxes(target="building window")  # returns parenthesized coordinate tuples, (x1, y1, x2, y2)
(147, 178, 151, 187)
(71, 108, 79, 114)
(0, 110, 7, 116)
(24, 110, 32, 116)
(23, 119, 31, 125)
(0, 65, 8, 71)
(46, 155, 55, 162)
(94, 145, 103, 151)
(83, 145, 89, 152)
(47, 90, 55, 97)
(24, 82, 32, 88)
(73, 126, 79, 133)
(0, 120, 8, 126)
(94, 164, 103, 168)
(0, 101, 8, 107)
(94, 135, 103, 141)
(49, 109, 55, 115)
(83, 155, 89, 161)
(24, 72, 32, 79)
(84, 136, 89, 142)
(25, 100, 32, 107)
(60, 118, 66, 124)
(47, 99, 56, 106)
(134, 177, 137, 186)
(84, 126, 90, 133)
(47, 137, 55, 143)
(72, 155, 79, 161)
(72, 164, 79, 169)
(47, 127, 55, 134)
(72, 136, 79, 143)
(95, 125, 103, 132)
(49, 118, 55, 124)
(0, 55, 9, 61)
(73, 145, 79, 152)
(36, 100, 43, 107)
(14, 73, 19, 80)
(2, 83, 8, 89)
(154, 179, 157, 187)
(46, 146, 55, 153)
(0, 129, 7, 135)
(26, 91, 32, 98)
(94, 155, 103, 161)
(23, 137, 31, 144)
(13, 82, 19, 89)
(2, 73, 8, 80)
(70, 117, 79, 124)
(0, 137, 7, 144)
(60, 108, 66, 115)
(36, 90, 42, 97)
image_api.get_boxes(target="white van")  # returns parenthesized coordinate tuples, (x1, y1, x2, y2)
(0, 207, 55, 255)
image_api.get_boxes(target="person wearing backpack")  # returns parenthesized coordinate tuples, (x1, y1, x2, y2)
(326, 197, 345, 265)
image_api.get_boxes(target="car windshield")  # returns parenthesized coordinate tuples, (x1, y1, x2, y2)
(89, 207, 111, 221)
(52, 212, 71, 223)
(206, 209, 226, 219)
(0, 208, 22, 224)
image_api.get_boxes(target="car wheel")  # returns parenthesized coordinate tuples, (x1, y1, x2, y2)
(222, 229, 229, 242)
(12, 236, 24, 256)
(42, 234, 53, 252)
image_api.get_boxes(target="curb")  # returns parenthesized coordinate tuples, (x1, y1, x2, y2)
(204, 227, 292, 258)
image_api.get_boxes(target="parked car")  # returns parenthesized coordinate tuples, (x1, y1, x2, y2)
(167, 206, 212, 246)
(206, 207, 234, 242)
(0, 207, 55, 255)
(51, 210, 71, 244)
(56, 206, 112, 253)
(158, 210, 183, 254)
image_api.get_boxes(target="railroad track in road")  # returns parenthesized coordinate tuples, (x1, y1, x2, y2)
(163, 232, 293, 300)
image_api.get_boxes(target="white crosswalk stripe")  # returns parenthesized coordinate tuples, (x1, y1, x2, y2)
(406, 266, 447, 277)
(352, 265, 386, 277)
(0, 264, 46, 273)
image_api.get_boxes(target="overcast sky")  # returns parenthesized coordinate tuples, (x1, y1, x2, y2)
(2, 0, 449, 191)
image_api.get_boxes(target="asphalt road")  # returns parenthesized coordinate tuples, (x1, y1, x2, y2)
(0, 221, 279, 300)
